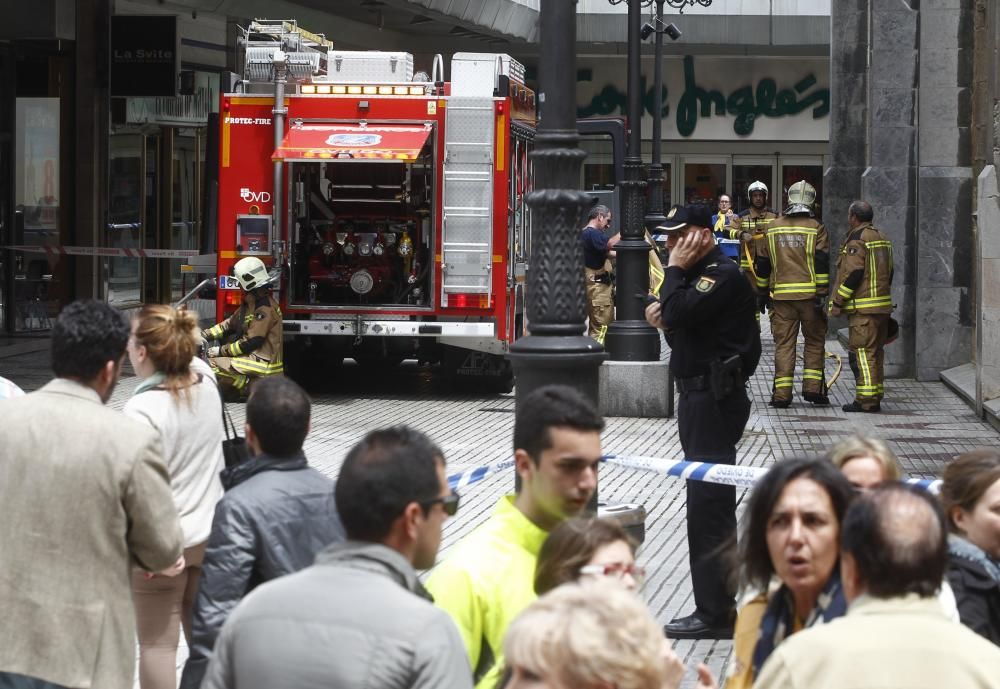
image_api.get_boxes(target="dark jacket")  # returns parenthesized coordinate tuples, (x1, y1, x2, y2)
(660, 245, 762, 379)
(179, 452, 344, 689)
(947, 535, 1000, 646)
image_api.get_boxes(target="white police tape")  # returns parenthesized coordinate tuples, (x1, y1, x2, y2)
(448, 457, 517, 492)
(447, 454, 943, 494)
(602, 454, 765, 488)
(602, 454, 942, 493)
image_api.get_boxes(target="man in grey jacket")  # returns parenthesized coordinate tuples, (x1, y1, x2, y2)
(181, 376, 344, 689)
(202, 426, 473, 689)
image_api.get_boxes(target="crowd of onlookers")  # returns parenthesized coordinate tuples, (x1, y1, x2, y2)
(0, 299, 998, 689)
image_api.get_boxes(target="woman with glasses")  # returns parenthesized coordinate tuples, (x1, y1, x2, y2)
(532, 519, 715, 689)
(534, 517, 644, 594)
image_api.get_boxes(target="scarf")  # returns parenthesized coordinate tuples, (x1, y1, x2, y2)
(751, 568, 847, 677)
(949, 534, 1000, 583)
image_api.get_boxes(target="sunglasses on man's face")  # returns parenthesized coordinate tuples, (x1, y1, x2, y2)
(421, 491, 461, 517)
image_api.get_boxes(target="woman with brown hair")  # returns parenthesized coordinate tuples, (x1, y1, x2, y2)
(940, 449, 1000, 645)
(124, 304, 226, 689)
(534, 517, 644, 595)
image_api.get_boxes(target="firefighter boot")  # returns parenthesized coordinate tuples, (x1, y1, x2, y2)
(800, 303, 829, 405)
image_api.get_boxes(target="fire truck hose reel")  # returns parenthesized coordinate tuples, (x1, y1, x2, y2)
(349, 269, 375, 295)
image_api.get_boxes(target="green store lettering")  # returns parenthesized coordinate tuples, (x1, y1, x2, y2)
(576, 55, 830, 137)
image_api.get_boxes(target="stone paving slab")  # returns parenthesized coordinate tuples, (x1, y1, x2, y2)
(3, 320, 1000, 687)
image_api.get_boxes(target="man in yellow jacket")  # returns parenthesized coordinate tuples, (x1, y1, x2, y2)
(829, 200, 894, 412)
(427, 386, 603, 689)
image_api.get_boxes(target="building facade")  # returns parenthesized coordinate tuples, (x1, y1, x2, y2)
(0, 0, 831, 331)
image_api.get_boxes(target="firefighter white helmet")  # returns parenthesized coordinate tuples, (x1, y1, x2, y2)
(747, 180, 768, 200)
(786, 180, 817, 214)
(232, 256, 271, 291)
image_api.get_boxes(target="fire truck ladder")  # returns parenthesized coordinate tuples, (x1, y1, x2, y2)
(238, 19, 331, 86)
(441, 96, 496, 304)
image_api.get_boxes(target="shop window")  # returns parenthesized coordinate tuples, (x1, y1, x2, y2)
(683, 162, 725, 207)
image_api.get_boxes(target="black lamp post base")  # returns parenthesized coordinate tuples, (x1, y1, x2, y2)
(605, 320, 661, 361)
(508, 334, 608, 411)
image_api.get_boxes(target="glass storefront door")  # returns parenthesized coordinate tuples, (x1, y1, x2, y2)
(107, 133, 146, 307)
(107, 126, 205, 306)
(13, 97, 62, 331)
(681, 158, 726, 207)
(170, 129, 204, 304)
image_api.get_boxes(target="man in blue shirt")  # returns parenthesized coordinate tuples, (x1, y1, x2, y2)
(580, 204, 620, 344)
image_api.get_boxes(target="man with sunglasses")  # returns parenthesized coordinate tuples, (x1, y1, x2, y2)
(201, 426, 472, 689)
(428, 385, 604, 689)
(645, 204, 760, 641)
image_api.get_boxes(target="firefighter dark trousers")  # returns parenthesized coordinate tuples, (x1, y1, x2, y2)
(848, 313, 888, 408)
(677, 384, 751, 623)
(769, 299, 827, 403)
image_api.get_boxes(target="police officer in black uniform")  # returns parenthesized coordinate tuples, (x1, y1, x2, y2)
(645, 204, 761, 640)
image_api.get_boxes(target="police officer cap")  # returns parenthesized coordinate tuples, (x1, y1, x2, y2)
(658, 204, 713, 232)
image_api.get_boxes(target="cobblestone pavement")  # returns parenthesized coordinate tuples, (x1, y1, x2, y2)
(3, 321, 999, 687)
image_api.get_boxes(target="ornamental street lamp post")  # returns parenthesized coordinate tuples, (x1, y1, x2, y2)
(604, 0, 660, 361)
(508, 0, 606, 409)
(644, 0, 667, 237)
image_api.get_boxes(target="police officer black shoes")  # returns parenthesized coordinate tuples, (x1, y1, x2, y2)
(843, 401, 881, 413)
(663, 612, 735, 640)
(769, 398, 791, 409)
(803, 391, 830, 406)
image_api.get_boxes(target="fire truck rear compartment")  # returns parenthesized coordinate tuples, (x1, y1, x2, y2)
(289, 150, 434, 309)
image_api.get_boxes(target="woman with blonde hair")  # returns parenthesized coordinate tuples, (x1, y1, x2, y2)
(826, 434, 902, 490)
(505, 579, 710, 689)
(125, 304, 226, 689)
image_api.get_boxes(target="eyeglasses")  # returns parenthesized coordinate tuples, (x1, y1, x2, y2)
(579, 562, 646, 583)
(420, 491, 461, 517)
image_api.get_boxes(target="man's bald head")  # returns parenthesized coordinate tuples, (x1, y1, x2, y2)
(841, 483, 947, 599)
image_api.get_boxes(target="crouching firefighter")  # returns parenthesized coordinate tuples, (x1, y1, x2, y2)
(202, 257, 284, 397)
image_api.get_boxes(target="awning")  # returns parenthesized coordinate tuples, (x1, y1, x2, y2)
(272, 124, 432, 162)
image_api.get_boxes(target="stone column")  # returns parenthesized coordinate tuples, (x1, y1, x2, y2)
(913, 0, 974, 381)
(860, 0, 920, 378)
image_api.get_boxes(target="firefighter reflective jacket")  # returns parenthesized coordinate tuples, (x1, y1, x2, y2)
(831, 222, 893, 314)
(203, 290, 284, 374)
(754, 213, 830, 300)
(727, 208, 777, 277)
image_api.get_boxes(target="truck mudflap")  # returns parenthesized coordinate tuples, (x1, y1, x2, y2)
(283, 319, 494, 338)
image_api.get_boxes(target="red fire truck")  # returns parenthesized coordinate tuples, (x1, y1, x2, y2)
(213, 21, 620, 390)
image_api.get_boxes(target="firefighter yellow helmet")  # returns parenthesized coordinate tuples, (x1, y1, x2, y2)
(232, 256, 271, 291)
(786, 180, 816, 214)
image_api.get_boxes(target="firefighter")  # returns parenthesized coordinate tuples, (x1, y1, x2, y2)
(754, 180, 830, 408)
(728, 181, 777, 295)
(202, 256, 284, 397)
(829, 200, 894, 413)
(581, 204, 620, 344)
